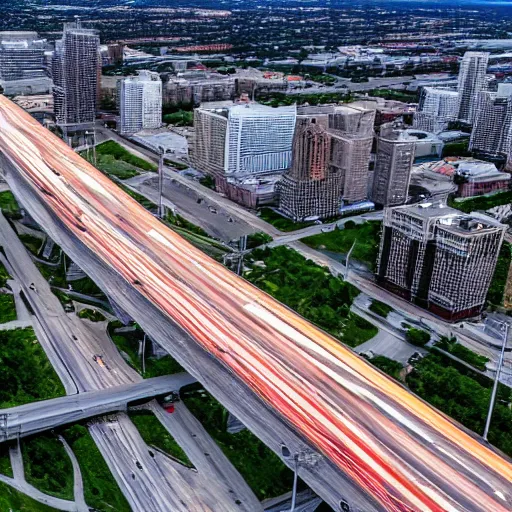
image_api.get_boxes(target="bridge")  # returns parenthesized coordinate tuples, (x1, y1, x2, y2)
(0, 96, 511, 512)
(0, 373, 196, 442)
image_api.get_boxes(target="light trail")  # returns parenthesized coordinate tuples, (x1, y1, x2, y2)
(0, 97, 511, 511)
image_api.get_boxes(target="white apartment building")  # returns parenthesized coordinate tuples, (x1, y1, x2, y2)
(470, 90, 512, 158)
(118, 70, 162, 135)
(225, 103, 297, 177)
(413, 87, 459, 133)
(191, 102, 297, 179)
(457, 52, 490, 124)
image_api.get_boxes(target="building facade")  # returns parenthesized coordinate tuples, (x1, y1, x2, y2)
(371, 124, 415, 207)
(413, 87, 459, 133)
(52, 21, 100, 128)
(0, 31, 51, 95)
(328, 105, 375, 204)
(457, 51, 490, 124)
(190, 103, 297, 179)
(278, 115, 344, 220)
(469, 91, 512, 159)
(376, 203, 505, 320)
(118, 71, 162, 134)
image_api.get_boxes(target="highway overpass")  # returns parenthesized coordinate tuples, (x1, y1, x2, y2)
(0, 96, 511, 512)
(0, 374, 196, 442)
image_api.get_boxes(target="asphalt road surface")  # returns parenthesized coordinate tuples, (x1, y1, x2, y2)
(1, 97, 511, 512)
(0, 374, 197, 441)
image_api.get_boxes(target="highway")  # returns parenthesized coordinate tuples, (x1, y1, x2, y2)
(1, 97, 511, 512)
(0, 374, 197, 442)
(0, 189, 262, 510)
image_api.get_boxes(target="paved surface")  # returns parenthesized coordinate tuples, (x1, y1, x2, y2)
(0, 212, 140, 393)
(150, 400, 262, 511)
(59, 435, 89, 512)
(90, 412, 258, 512)
(267, 211, 383, 247)
(0, 374, 196, 441)
(355, 330, 420, 364)
(262, 490, 322, 512)
(3, 97, 511, 512)
(0, 441, 83, 511)
(125, 173, 254, 242)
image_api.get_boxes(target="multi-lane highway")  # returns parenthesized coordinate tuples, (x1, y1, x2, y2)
(1, 97, 511, 512)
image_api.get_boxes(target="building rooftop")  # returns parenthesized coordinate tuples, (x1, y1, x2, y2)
(392, 202, 505, 233)
(398, 129, 442, 144)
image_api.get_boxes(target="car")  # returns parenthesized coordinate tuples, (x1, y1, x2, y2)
(93, 354, 105, 367)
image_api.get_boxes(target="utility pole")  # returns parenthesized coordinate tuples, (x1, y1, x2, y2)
(92, 128, 97, 166)
(344, 238, 357, 280)
(483, 320, 509, 441)
(158, 146, 165, 219)
(236, 234, 247, 275)
(141, 333, 147, 376)
(290, 454, 299, 512)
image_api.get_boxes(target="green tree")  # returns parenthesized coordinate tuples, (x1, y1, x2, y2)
(406, 328, 430, 347)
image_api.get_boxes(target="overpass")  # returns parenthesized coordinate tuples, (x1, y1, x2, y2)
(0, 373, 196, 442)
(0, 96, 511, 512)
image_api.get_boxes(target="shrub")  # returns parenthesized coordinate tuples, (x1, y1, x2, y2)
(406, 328, 430, 347)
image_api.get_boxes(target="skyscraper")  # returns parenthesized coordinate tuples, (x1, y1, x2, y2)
(52, 20, 100, 129)
(277, 115, 343, 220)
(413, 87, 459, 133)
(329, 105, 375, 204)
(371, 124, 415, 207)
(118, 71, 162, 135)
(377, 203, 505, 321)
(190, 103, 297, 179)
(457, 51, 490, 124)
(469, 90, 512, 159)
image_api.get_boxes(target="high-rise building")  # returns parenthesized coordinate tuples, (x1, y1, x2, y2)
(469, 90, 512, 159)
(190, 102, 297, 179)
(277, 115, 343, 220)
(376, 203, 505, 320)
(0, 31, 50, 95)
(52, 21, 100, 129)
(457, 51, 490, 124)
(118, 71, 162, 135)
(413, 87, 459, 133)
(328, 104, 375, 204)
(371, 124, 415, 207)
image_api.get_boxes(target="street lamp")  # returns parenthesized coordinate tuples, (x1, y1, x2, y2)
(287, 449, 322, 512)
(157, 145, 169, 219)
(483, 320, 509, 441)
(344, 238, 357, 280)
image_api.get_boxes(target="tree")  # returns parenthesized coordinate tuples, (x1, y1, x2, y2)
(298, 48, 309, 63)
(406, 328, 430, 347)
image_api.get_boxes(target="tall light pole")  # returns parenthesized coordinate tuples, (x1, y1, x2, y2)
(290, 454, 299, 512)
(158, 145, 166, 219)
(483, 320, 509, 441)
(289, 449, 321, 512)
(344, 238, 357, 280)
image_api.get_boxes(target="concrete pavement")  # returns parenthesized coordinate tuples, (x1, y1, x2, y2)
(150, 400, 263, 511)
(90, 412, 261, 512)
(0, 374, 197, 442)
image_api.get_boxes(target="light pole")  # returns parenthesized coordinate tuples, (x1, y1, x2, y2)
(483, 320, 509, 441)
(290, 454, 299, 512)
(344, 238, 357, 280)
(288, 449, 322, 512)
(157, 145, 167, 219)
